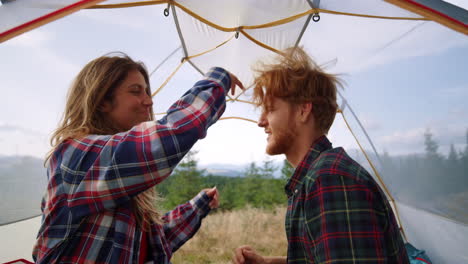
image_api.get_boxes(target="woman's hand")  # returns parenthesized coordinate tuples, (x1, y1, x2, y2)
(228, 72, 245, 96)
(203, 186, 219, 209)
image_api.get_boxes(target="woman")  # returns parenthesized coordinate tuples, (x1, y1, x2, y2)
(32, 53, 243, 263)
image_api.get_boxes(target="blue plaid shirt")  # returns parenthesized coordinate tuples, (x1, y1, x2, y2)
(32, 67, 231, 263)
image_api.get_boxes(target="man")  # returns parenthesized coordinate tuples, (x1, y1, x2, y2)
(233, 47, 408, 264)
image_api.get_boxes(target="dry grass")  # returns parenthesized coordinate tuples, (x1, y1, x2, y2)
(171, 206, 288, 264)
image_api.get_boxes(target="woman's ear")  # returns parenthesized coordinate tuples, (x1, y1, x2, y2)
(99, 100, 112, 113)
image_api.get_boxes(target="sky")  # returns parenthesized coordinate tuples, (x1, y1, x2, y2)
(0, 2, 467, 167)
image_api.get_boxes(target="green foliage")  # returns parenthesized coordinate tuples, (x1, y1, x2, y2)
(157, 152, 288, 212)
(380, 130, 467, 222)
(424, 129, 441, 160)
(157, 151, 204, 209)
(281, 159, 294, 180)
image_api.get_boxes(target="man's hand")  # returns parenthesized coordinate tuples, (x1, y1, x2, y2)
(233, 245, 266, 264)
(228, 72, 245, 96)
(203, 186, 219, 209)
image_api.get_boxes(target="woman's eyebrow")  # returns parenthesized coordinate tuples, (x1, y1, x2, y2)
(129, 83, 147, 89)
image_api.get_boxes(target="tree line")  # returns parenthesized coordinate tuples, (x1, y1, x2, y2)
(380, 129, 468, 211)
(156, 151, 293, 211)
(156, 129, 467, 215)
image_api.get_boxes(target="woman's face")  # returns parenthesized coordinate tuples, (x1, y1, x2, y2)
(101, 69, 153, 131)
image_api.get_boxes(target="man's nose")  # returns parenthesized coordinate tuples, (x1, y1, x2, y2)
(258, 112, 267, 127)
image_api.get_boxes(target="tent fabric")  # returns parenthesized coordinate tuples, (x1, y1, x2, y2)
(0, 0, 106, 42)
(405, 243, 432, 264)
(386, 0, 468, 34)
(398, 202, 468, 264)
(0, 1, 467, 263)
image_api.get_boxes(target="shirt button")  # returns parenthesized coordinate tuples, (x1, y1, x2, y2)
(295, 189, 298, 194)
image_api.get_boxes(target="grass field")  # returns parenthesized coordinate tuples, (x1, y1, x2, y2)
(171, 206, 288, 264)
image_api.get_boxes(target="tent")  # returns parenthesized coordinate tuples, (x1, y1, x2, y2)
(1, 0, 467, 263)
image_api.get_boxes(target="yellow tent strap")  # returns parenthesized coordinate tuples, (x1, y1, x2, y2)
(233, 83, 256, 101)
(239, 29, 283, 55)
(89, 0, 167, 9)
(339, 111, 408, 242)
(90, 1, 428, 57)
(151, 33, 236, 97)
(226, 98, 256, 106)
(187, 33, 236, 60)
(220, 116, 257, 123)
(319, 8, 428, 21)
(151, 59, 185, 97)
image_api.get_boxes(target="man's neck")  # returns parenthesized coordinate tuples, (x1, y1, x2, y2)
(286, 131, 323, 168)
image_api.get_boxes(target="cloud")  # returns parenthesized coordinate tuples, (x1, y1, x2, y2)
(2, 26, 80, 75)
(352, 22, 467, 73)
(192, 118, 284, 166)
(0, 123, 47, 137)
(438, 85, 468, 99)
(379, 123, 467, 156)
(381, 127, 425, 147)
(0, 124, 49, 158)
(358, 114, 383, 131)
(3, 29, 52, 48)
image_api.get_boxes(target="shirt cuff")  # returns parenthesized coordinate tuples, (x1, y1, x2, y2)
(204, 67, 231, 96)
(189, 191, 211, 218)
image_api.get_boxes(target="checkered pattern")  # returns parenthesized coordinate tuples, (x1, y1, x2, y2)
(285, 136, 409, 263)
(32, 67, 231, 264)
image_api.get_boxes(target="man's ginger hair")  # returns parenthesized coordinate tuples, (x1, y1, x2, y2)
(253, 47, 342, 134)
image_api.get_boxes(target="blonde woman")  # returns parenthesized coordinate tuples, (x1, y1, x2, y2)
(32, 53, 243, 263)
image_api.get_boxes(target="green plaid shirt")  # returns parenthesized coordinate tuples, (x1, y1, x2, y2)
(285, 136, 408, 263)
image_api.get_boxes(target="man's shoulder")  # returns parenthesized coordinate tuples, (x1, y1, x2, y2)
(306, 147, 374, 185)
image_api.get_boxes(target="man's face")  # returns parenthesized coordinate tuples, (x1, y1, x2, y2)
(258, 97, 298, 156)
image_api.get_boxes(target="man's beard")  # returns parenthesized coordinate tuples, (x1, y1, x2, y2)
(266, 125, 297, 156)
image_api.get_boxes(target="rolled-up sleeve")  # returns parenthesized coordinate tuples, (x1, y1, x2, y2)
(162, 191, 211, 252)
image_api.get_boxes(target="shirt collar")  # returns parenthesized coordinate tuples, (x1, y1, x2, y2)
(284, 135, 333, 196)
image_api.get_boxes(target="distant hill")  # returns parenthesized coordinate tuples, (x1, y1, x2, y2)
(0, 149, 388, 225)
(199, 162, 283, 178)
(200, 163, 245, 177)
(0, 155, 47, 225)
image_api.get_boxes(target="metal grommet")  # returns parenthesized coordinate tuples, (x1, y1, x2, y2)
(235, 31, 239, 39)
(164, 8, 170, 17)
(312, 13, 320, 22)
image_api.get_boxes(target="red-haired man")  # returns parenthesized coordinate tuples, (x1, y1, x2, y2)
(233, 48, 409, 264)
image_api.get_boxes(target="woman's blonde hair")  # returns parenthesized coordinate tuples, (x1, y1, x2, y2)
(253, 47, 342, 134)
(48, 52, 162, 227)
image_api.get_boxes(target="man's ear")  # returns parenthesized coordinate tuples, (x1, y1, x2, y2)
(299, 102, 313, 123)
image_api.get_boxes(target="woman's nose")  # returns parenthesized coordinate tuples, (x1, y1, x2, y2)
(143, 93, 153, 106)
